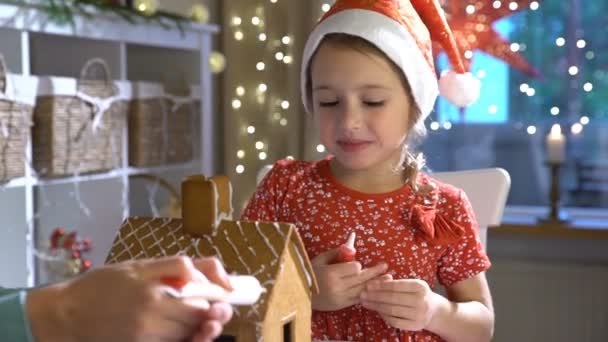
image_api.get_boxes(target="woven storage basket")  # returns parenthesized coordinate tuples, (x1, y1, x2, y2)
(32, 59, 129, 177)
(128, 82, 197, 167)
(0, 55, 37, 181)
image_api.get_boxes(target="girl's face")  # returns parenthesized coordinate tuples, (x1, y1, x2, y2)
(310, 41, 413, 174)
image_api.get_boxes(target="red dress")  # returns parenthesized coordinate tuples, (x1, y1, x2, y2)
(241, 158, 491, 341)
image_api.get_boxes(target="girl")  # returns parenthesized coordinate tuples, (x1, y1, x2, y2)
(242, 0, 492, 341)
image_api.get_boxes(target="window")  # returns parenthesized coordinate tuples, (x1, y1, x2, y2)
(423, 1, 608, 210)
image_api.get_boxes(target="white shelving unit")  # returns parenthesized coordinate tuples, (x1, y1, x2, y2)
(0, 3, 219, 287)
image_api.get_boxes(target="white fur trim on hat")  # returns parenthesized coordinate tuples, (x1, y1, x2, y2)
(301, 9, 439, 120)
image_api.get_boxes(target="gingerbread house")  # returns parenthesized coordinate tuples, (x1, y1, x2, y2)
(106, 175, 319, 342)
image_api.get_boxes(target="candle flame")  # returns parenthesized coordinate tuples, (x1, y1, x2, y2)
(550, 123, 562, 136)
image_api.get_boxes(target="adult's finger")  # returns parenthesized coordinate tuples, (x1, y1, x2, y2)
(138, 256, 198, 282)
(193, 257, 233, 290)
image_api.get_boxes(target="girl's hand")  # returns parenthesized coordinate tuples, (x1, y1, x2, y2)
(361, 274, 447, 331)
(311, 248, 388, 311)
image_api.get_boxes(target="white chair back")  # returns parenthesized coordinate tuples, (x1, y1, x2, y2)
(432, 168, 511, 248)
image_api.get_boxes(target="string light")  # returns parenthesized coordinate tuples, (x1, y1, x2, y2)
(322, 4, 331, 12)
(231, 99, 242, 109)
(493, 1, 502, 9)
(443, 122, 452, 130)
(510, 43, 520, 52)
(568, 66, 579, 76)
(526, 88, 536, 96)
(586, 51, 595, 60)
(227, 5, 298, 209)
(583, 82, 593, 92)
(488, 105, 498, 114)
(190, 4, 210, 23)
(316, 144, 326, 153)
(430, 122, 440, 131)
(550, 107, 560, 115)
(509, 2, 518, 11)
(571, 123, 583, 135)
(580, 116, 590, 125)
(530, 1, 540, 10)
(209, 51, 226, 74)
(577, 39, 586, 48)
(526, 125, 537, 135)
(555, 37, 566, 47)
(464, 50, 473, 59)
(133, 0, 158, 16)
(466, 5, 475, 14)
(519, 83, 529, 92)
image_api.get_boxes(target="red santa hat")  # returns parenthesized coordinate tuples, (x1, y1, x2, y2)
(301, 0, 481, 121)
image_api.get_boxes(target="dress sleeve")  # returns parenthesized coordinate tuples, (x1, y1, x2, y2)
(0, 288, 35, 342)
(241, 160, 291, 222)
(437, 190, 491, 287)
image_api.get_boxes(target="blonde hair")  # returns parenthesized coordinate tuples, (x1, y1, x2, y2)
(306, 33, 428, 191)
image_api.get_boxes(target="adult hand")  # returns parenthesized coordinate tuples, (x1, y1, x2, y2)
(27, 256, 232, 342)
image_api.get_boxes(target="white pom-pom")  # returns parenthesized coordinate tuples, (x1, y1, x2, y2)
(438, 70, 481, 108)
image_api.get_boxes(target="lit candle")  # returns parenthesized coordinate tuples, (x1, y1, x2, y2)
(546, 124, 566, 163)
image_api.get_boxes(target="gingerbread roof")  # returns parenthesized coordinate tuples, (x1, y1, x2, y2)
(106, 216, 318, 320)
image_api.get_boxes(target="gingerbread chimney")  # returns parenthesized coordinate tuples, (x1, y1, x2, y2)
(182, 175, 233, 236)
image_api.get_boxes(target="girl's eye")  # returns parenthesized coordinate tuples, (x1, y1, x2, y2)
(319, 101, 339, 107)
(364, 101, 385, 107)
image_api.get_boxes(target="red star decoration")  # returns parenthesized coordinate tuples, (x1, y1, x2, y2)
(437, 0, 541, 77)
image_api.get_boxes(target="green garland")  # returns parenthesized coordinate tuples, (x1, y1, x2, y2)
(1, 0, 194, 33)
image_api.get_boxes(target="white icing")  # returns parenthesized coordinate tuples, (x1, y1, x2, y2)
(292, 239, 314, 288)
(222, 229, 252, 274)
(203, 234, 225, 266)
(236, 223, 257, 257)
(252, 222, 279, 258)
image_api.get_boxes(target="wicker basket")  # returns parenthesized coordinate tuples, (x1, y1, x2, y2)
(0, 55, 37, 181)
(128, 82, 198, 167)
(32, 59, 129, 177)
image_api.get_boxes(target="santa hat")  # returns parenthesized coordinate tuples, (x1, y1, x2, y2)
(301, 0, 481, 121)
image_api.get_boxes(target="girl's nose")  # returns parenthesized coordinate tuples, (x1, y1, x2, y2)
(339, 101, 362, 131)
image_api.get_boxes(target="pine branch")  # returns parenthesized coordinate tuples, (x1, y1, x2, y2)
(0, 0, 193, 33)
